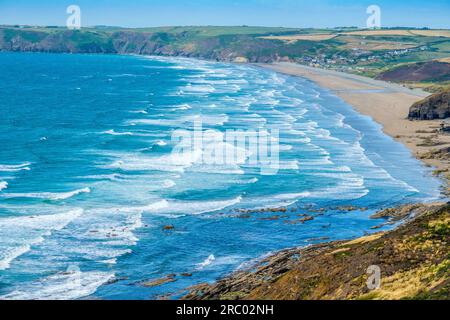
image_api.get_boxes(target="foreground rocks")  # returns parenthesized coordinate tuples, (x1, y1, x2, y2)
(184, 203, 449, 300)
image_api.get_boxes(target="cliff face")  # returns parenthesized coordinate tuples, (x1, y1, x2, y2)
(0, 29, 116, 53)
(409, 90, 450, 120)
(0, 28, 295, 63)
(184, 204, 450, 300)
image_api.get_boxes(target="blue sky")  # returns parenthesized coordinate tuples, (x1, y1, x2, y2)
(0, 0, 449, 29)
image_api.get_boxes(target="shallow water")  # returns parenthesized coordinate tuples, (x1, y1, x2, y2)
(0, 53, 443, 300)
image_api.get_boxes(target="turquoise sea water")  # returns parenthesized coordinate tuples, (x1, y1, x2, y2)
(0, 53, 444, 300)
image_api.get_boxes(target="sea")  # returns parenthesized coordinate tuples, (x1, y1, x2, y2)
(0, 52, 444, 299)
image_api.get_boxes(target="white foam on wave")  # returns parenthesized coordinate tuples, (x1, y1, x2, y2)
(279, 144, 293, 151)
(66, 201, 169, 264)
(162, 179, 176, 188)
(81, 173, 126, 182)
(0, 209, 83, 230)
(103, 129, 134, 136)
(154, 140, 168, 147)
(309, 177, 369, 200)
(300, 157, 334, 166)
(118, 196, 241, 217)
(0, 245, 32, 271)
(237, 177, 258, 184)
(272, 192, 311, 200)
(282, 136, 312, 144)
(331, 136, 421, 193)
(189, 165, 245, 175)
(242, 192, 310, 209)
(191, 79, 228, 85)
(0, 163, 31, 172)
(283, 100, 419, 195)
(173, 103, 192, 110)
(78, 196, 239, 261)
(0, 181, 7, 191)
(129, 109, 148, 114)
(180, 84, 216, 94)
(102, 135, 249, 174)
(1, 270, 114, 300)
(1, 187, 91, 201)
(0, 209, 83, 270)
(127, 114, 229, 127)
(161, 196, 242, 216)
(103, 149, 202, 173)
(196, 254, 216, 270)
(102, 129, 157, 137)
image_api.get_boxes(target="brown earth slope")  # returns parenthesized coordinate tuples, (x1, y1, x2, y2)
(184, 204, 449, 300)
(377, 61, 450, 83)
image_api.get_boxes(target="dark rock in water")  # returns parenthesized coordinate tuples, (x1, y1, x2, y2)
(408, 90, 450, 120)
(105, 276, 129, 285)
(140, 274, 177, 287)
(258, 215, 280, 221)
(371, 203, 425, 222)
(299, 216, 314, 223)
(284, 215, 314, 225)
(234, 214, 252, 219)
(181, 273, 193, 277)
(163, 225, 175, 231)
(306, 237, 331, 242)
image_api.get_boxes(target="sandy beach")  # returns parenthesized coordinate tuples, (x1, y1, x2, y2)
(259, 63, 450, 179)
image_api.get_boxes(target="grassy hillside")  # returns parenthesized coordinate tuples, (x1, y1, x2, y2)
(185, 204, 450, 300)
(1, 25, 449, 91)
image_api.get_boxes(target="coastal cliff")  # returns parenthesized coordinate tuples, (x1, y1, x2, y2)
(409, 90, 450, 120)
(0, 28, 306, 63)
(184, 204, 450, 300)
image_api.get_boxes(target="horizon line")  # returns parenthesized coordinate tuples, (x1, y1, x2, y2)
(1, 24, 449, 31)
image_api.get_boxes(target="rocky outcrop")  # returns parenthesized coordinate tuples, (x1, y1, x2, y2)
(409, 90, 450, 120)
(184, 203, 449, 300)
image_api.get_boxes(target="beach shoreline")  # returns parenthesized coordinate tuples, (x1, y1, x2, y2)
(182, 61, 450, 301)
(258, 62, 450, 184)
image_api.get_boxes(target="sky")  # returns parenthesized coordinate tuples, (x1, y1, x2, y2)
(0, 0, 449, 29)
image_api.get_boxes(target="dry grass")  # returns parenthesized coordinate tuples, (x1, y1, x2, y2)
(343, 29, 450, 38)
(360, 260, 449, 300)
(261, 29, 450, 44)
(261, 34, 337, 42)
(438, 57, 450, 63)
(344, 233, 383, 246)
(339, 36, 417, 50)
(409, 30, 450, 38)
(343, 30, 416, 36)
